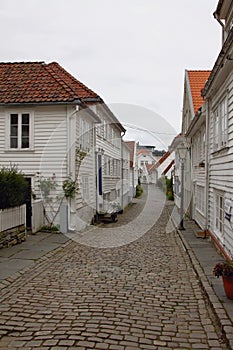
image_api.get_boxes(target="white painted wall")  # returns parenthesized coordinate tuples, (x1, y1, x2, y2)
(208, 70, 233, 258)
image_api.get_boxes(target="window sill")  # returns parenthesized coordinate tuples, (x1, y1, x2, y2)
(5, 148, 35, 153)
(211, 146, 229, 156)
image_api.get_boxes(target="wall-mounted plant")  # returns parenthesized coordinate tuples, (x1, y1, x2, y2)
(37, 148, 87, 229)
(63, 177, 77, 199)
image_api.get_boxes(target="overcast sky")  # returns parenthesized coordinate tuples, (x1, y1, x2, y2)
(0, 0, 220, 148)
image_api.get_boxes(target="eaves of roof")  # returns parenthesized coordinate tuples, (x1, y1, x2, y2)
(202, 28, 233, 97)
(100, 102, 126, 133)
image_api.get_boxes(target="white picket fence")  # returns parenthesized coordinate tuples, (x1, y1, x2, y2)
(0, 204, 26, 232)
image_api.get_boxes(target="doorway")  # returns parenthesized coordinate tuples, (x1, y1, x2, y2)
(24, 177, 32, 230)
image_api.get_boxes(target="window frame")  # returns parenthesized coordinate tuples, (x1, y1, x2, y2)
(195, 184, 205, 215)
(81, 175, 89, 201)
(213, 95, 228, 151)
(6, 111, 34, 151)
(214, 190, 225, 237)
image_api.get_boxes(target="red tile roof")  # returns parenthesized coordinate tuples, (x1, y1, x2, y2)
(124, 141, 136, 168)
(161, 160, 175, 175)
(154, 151, 171, 168)
(187, 70, 211, 114)
(0, 62, 99, 104)
(137, 149, 149, 156)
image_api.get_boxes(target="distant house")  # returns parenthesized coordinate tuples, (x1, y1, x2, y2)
(137, 147, 157, 184)
(0, 61, 128, 232)
(124, 141, 138, 199)
(137, 144, 174, 184)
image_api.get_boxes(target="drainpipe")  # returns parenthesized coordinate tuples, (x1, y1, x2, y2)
(213, 11, 225, 44)
(121, 131, 126, 210)
(205, 100, 209, 234)
(66, 105, 78, 232)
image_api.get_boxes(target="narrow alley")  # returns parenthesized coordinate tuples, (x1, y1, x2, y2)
(0, 186, 229, 349)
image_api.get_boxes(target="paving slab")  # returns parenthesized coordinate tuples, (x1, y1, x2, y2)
(0, 231, 68, 280)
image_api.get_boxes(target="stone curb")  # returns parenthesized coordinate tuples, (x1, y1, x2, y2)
(169, 210, 233, 350)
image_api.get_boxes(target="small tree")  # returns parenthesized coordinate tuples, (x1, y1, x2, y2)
(38, 148, 87, 229)
(0, 165, 27, 209)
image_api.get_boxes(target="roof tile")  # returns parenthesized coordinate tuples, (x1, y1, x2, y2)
(187, 70, 211, 114)
(0, 61, 99, 104)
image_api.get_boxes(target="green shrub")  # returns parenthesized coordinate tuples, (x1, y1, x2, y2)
(135, 184, 143, 198)
(40, 225, 60, 232)
(0, 165, 27, 209)
(157, 176, 174, 200)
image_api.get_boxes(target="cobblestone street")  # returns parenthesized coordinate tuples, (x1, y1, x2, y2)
(0, 186, 229, 349)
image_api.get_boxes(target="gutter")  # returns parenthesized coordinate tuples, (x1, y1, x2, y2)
(205, 100, 210, 233)
(0, 99, 82, 106)
(202, 27, 233, 97)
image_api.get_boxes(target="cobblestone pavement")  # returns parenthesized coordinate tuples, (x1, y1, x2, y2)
(0, 186, 229, 349)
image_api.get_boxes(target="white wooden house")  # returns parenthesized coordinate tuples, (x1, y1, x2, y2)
(202, 0, 233, 259)
(90, 103, 128, 222)
(181, 70, 211, 229)
(124, 141, 138, 199)
(137, 147, 157, 184)
(122, 142, 131, 208)
(0, 61, 128, 232)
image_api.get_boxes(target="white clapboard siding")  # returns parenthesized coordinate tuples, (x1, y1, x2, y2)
(0, 105, 70, 228)
(0, 105, 68, 178)
(208, 71, 233, 257)
(74, 113, 96, 229)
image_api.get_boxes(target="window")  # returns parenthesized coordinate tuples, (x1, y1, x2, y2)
(215, 191, 224, 235)
(213, 96, 228, 151)
(196, 185, 205, 214)
(79, 118, 91, 151)
(9, 113, 30, 149)
(104, 156, 112, 176)
(82, 176, 89, 201)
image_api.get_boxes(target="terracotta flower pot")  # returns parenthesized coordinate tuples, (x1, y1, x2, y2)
(222, 275, 233, 300)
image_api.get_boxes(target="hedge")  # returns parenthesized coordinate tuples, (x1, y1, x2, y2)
(0, 165, 27, 210)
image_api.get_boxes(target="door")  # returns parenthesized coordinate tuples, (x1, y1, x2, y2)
(96, 153, 103, 212)
(24, 177, 32, 230)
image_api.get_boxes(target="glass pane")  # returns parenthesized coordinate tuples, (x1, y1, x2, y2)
(22, 125, 29, 136)
(10, 114, 18, 125)
(10, 137, 17, 148)
(10, 125, 18, 136)
(22, 114, 29, 124)
(22, 137, 29, 148)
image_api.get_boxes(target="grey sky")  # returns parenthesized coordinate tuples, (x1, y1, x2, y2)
(0, 0, 220, 147)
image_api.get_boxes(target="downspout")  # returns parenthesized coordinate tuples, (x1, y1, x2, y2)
(121, 131, 126, 210)
(94, 125, 98, 222)
(213, 11, 225, 44)
(66, 105, 77, 232)
(189, 138, 193, 219)
(205, 100, 209, 233)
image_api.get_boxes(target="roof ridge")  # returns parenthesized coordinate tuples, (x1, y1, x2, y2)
(0, 61, 44, 64)
(44, 62, 78, 99)
(46, 62, 98, 99)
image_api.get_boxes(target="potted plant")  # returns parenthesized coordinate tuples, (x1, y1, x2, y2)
(213, 260, 233, 300)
